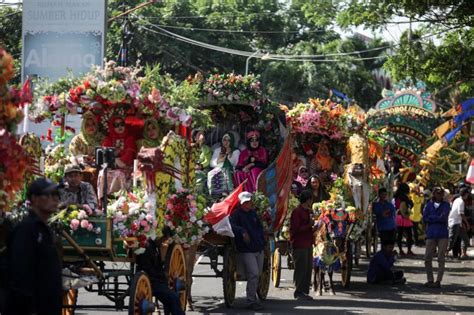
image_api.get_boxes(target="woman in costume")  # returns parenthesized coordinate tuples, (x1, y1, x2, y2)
(102, 116, 137, 168)
(233, 130, 268, 192)
(137, 118, 163, 149)
(394, 183, 414, 256)
(69, 111, 104, 160)
(207, 133, 240, 197)
(305, 175, 330, 204)
(192, 129, 212, 194)
(292, 166, 310, 196)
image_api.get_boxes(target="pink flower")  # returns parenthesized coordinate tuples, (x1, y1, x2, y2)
(145, 214, 153, 221)
(77, 210, 87, 220)
(143, 225, 150, 233)
(140, 220, 148, 227)
(87, 223, 94, 231)
(70, 219, 80, 230)
(83, 204, 93, 215)
(80, 219, 90, 229)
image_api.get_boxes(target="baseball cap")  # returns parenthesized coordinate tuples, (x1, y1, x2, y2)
(27, 177, 59, 199)
(64, 164, 82, 175)
(238, 192, 252, 204)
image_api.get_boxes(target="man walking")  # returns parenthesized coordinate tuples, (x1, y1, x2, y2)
(290, 190, 314, 300)
(5, 178, 62, 315)
(422, 187, 450, 288)
(230, 192, 265, 311)
(447, 187, 470, 259)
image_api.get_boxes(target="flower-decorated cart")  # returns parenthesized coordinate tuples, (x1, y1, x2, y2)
(179, 73, 293, 308)
(281, 98, 385, 290)
(30, 62, 197, 314)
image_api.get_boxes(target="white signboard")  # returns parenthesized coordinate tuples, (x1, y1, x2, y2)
(21, 0, 106, 139)
(22, 0, 106, 82)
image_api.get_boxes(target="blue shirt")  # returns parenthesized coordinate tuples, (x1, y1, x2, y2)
(230, 207, 265, 253)
(422, 200, 450, 239)
(367, 250, 395, 283)
(373, 200, 396, 232)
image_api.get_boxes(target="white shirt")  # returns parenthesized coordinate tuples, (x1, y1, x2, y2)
(448, 197, 464, 227)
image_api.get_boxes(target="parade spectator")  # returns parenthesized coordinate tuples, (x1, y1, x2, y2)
(394, 183, 414, 256)
(230, 192, 265, 311)
(305, 175, 330, 204)
(423, 187, 450, 288)
(191, 129, 212, 195)
(137, 118, 163, 149)
(367, 239, 406, 285)
(290, 190, 315, 300)
(447, 187, 470, 259)
(5, 178, 62, 315)
(59, 164, 98, 211)
(409, 184, 424, 246)
(372, 188, 397, 245)
(234, 130, 268, 193)
(136, 227, 184, 315)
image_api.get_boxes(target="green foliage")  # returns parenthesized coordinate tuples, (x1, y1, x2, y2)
(0, 7, 22, 83)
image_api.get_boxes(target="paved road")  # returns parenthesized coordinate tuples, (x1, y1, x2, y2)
(75, 247, 474, 314)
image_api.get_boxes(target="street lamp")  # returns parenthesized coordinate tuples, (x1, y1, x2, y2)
(245, 50, 260, 76)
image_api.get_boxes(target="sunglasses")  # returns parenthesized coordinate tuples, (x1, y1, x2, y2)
(250, 138, 259, 142)
(113, 121, 125, 128)
(300, 169, 308, 173)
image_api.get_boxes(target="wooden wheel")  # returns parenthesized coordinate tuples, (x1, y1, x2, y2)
(128, 271, 153, 315)
(165, 243, 187, 312)
(62, 289, 77, 315)
(272, 248, 281, 288)
(341, 245, 352, 288)
(257, 244, 271, 300)
(222, 245, 236, 308)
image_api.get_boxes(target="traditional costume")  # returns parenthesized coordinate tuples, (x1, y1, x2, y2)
(233, 131, 268, 192)
(69, 111, 103, 158)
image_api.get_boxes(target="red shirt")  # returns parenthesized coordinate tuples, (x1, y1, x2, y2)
(290, 205, 314, 249)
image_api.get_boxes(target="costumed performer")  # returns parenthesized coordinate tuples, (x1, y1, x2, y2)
(233, 130, 268, 192)
(192, 129, 212, 195)
(292, 166, 310, 197)
(137, 118, 163, 149)
(207, 133, 240, 197)
(309, 138, 338, 179)
(69, 111, 104, 162)
(305, 175, 330, 204)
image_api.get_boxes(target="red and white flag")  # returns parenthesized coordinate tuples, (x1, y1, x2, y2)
(466, 158, 474, 184)
(204, 182, 245, 237)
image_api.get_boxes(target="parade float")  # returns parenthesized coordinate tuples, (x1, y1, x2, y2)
(275, 98, 386, 290)
(29, 66, 293, 313)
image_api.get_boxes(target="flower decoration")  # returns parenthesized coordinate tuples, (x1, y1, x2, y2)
(52, 204, 101, 234)
(107, 190, 157, 254)
(203, 73, 269, 109)
(286, 99, 364, 139)
(251, 192, 273, 232)
(164, 189, 208, 247)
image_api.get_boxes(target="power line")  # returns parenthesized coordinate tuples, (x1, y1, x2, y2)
(143, 9, 303, 20)
(139, 24, 388, 63)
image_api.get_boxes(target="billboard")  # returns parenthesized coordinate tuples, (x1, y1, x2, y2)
(22, 0, 106, 82)
(21, 0, 106, 138)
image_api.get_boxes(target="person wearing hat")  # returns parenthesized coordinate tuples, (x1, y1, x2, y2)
(422, 186, 451, 288)
(367, 239, 406, 285)
(5, 178, 62, 315)
(59, 164, 98, 211)
(230, 191, 265, 311)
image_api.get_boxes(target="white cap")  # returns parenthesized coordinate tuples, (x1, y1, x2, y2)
(238, 192, 252, 204)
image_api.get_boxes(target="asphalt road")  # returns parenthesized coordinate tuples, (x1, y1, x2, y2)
(75, 247, 474, 315)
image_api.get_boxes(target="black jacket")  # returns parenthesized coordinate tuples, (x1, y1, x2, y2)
(230, 207, 265, 253)
(5, 211, 62, 315)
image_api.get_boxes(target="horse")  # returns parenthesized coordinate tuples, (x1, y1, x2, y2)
(313, 209, 351, 296)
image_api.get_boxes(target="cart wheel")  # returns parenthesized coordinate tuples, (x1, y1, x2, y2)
(62, 289, 77, 315)
(166, 243, 187, 312)
(272, 248, 281, 287)
(257, 244, 271, 300)
(223, 245, 236, 308)
(128, 271, 153, 315)
(341, 249, 352, 288)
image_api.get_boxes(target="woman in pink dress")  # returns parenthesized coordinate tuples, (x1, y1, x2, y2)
(233, 130, 268, 192)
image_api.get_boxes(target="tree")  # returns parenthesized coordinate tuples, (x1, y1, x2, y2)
(0, 6, 22, 83)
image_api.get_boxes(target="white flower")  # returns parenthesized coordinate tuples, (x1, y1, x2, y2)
(197, 220, 203, 227)
(189, 216, 196, 223)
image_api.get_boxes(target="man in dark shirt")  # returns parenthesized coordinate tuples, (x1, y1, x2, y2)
(230, 192, 265, 311)
(372, 188, 397, 245)
(6, 178, 62, 315)
(367, 239, 406, 285)
(290, 190, 314, 300)
(135, 227, 184, 315)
